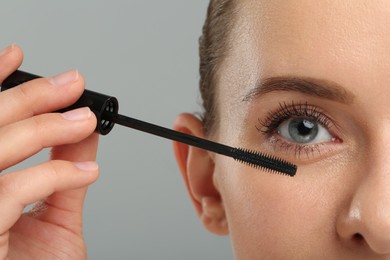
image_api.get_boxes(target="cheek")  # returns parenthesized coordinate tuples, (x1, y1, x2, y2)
(214, 156, 349, 258)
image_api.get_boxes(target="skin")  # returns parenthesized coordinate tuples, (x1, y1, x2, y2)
(0, 45, 99, 259)
(174, 0, 390, 259)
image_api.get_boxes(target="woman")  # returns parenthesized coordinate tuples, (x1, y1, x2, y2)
(173, 0, 390, 259)
(1, 0, 390, 259)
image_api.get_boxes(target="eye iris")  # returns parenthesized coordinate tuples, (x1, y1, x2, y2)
(288, 118, 318, 143)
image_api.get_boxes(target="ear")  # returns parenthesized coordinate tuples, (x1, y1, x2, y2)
(173, 113, 228, 235)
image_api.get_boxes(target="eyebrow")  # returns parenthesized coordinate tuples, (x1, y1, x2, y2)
(243, 76, 355, 104)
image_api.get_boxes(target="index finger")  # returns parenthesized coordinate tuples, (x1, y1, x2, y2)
(0, 70, 85, 126)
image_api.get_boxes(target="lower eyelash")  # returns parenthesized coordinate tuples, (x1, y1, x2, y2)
(269, 136, 325, 160)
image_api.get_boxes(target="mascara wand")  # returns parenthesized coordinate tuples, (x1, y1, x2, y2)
(105, 112, 297, 176)
(1, 70, 297, 176)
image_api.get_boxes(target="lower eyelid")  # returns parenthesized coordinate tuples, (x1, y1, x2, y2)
(263, 133, 343, 162)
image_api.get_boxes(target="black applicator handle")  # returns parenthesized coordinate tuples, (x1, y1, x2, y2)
(1, 70, 118, 135)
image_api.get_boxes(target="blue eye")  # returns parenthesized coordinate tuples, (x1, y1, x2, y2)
(277, 117, 333, 144)
(257, 102, 341, 159)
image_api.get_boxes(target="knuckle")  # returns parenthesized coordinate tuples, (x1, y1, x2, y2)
(30, 114, 41, 129)
(16, 80, 44, 116)
(43, 160, 80, 189)
(17, 82, 30, 98)
(0, 174, 20, 196)
(29, 114, 55, 148)
(43, 160, 63, 181)
(17, 83, 33, 105)
(29, 116, 44, 144)
(14, 83, 35, 117)
(43, 160, 74, 183)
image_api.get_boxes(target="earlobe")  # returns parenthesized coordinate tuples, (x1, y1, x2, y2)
(173, 113, 228, 235)
(200, 196, 228, 235)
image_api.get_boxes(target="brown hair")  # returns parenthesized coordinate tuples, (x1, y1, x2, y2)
(199, 0, 237, 133)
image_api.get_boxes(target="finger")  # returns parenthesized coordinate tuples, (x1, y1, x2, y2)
(0, 44, 23, 82)
(35, 133, 99, 232)
(0, 159, 99, 234)
(51, 133, 99, 161)
(0, 69, 85, 126)
(0, 107, 97, 171)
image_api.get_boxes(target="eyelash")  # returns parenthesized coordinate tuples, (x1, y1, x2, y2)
(256, 101, 338, 158)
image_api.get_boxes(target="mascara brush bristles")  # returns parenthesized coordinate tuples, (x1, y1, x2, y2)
(231, 148, 297, 176)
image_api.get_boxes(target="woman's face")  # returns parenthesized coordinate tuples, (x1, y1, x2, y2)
(211, 0, 390, 258)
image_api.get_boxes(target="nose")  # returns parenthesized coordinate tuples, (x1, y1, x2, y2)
(336, 157, 390, 254)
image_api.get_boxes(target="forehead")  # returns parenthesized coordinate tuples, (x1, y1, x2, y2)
(220, 0, 390, 95)
(231, 0, 390, 76)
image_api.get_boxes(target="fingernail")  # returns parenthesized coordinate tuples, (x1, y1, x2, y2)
(74, 161, 99, 171)
(0, 44, 14, 57)
(49, 70, 78, 86)
(61, 107, 91, 121)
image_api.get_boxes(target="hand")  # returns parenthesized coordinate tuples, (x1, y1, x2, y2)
(0, 45, 99, 259)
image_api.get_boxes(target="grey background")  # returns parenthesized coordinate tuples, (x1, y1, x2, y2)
(1, 1, 234, 259)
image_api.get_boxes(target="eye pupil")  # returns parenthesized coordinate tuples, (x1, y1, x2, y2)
(298, 120, 314, 135)
(288, 118, 318, 143)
